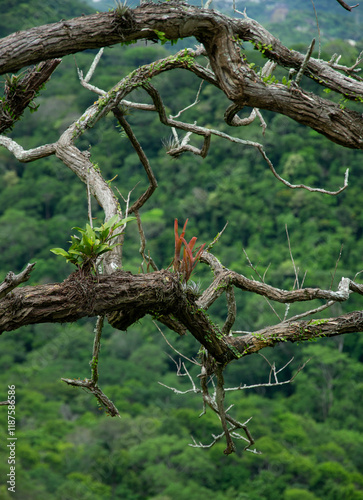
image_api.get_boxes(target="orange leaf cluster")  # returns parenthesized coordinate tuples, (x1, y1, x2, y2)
(173, 219, 205, 283)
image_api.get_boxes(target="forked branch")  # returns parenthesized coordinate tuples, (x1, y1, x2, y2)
(61, 315, 120, 416)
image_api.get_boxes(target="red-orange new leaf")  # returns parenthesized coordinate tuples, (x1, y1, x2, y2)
(174, 219, 206, 282)
(174, 218, 188, 273)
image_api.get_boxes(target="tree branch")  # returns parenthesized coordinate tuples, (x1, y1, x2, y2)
(0, 263, 36, 299)
(336, 0, 359, 11)
(1, 5, 363, 149)
(0, 59, 61, 133)
(112, 107, 158, 213)
(227, 311, 363, 360)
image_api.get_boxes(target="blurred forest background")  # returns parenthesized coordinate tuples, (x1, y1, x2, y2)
(1, 0, 363, 499)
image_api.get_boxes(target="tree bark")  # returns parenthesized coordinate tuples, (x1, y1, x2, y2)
(1, 268, 362, 366)
(1, 4, 363, 149)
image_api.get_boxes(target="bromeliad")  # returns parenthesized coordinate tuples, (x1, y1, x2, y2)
(173, 219, 205, 282)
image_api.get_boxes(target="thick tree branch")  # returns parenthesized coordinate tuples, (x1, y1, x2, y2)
(233, 16, 363, 100)
(1, 4, 363, 149)
(228, 311, 363, 360)
(1, 265, 362, 366)
(0, 59, 61, 133)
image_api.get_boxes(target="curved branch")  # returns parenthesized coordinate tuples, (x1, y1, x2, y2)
(1, 5, 363, 149)
(198, 261, 352, 310)
(234, 16, 363, 101)
(0, 59, 61, 134)
(112, 107, 158, 213)
(0, 136, 56, 161)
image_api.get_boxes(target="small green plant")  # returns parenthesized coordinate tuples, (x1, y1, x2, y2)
(262, 74, 279, 85)
(50, 214, 135, 273)
(253, 41, 273, 56)
(173, 219, 206, 283)
(153, 30, 180, 46)
(114, 0, 129, 16)
(281, 75, 293, 88)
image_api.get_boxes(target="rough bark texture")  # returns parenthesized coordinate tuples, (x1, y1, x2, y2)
(1, 267, 362, 365)
(0, 59, 61, 133)
(1, 3, 363, 148)
(1, 2, 363, 369)
(228, 312, 363, 359)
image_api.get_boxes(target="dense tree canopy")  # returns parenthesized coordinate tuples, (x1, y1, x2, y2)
(1, 0, 363, 463)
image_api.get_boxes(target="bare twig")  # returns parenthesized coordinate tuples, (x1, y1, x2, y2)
(83, 48, 104, 83)
(224, 355, 306, 391)
(205, 222, 228, 252)
(135, 210, 158, 272)
(284, 300, 335, 322)
(242, 248, 281, 320)
(258, 146, 349, 195)
(215, 365, 236, 454)
(112, 107, 158, 213)
(77, 48, 106, 96)
(295, 38, 316, 84)
(170, 80, 204, 119)
(91, 315, 104, 385)
(285, 225, 300, 289)
(155, 322, 199, 365)
(61, 377, 120, 416)
(330, 244, 344, 290)
(0, 263, 36, 299)
(61, 315, 120, 417)
(336, 0, 359, 11)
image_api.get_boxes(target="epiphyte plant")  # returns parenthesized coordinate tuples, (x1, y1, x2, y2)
(50, 214, 135, 274)
(173, 218, 206, 283)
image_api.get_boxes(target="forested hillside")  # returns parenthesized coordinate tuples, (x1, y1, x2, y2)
(1, 1, 363, 499)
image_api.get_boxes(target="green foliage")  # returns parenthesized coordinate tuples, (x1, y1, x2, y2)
(50, 215, 134, 272)
(113, 0, 129, 17)
(153, 30, 180, 47)
(1, 1, 363, 499)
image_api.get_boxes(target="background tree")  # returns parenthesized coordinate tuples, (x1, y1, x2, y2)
(0, 0, 363, 489)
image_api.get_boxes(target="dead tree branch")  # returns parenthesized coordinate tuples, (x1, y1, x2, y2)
(0, 263, 36, 299)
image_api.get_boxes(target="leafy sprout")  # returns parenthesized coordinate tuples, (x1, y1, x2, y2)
(50, 215, 135, 273)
